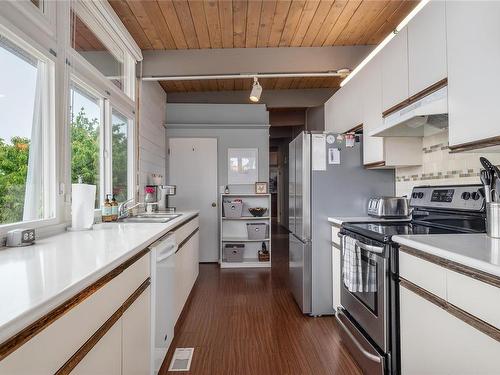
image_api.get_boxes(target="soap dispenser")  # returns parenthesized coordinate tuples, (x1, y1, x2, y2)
(102, 195, 112, 222)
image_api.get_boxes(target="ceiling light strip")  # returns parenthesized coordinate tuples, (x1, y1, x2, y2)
(340, 0, 430, 88)
(142, 71, 348, 81)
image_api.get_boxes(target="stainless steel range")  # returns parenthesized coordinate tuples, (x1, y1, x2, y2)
(337, 184, 486, 375)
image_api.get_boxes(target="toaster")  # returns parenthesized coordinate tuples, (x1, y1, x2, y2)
(368, 197, 411, 218)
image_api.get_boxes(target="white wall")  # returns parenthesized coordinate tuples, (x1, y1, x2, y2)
(138, 81, 167, 201)
(165, 104, 269, 194)
(396, 129, 500, 196)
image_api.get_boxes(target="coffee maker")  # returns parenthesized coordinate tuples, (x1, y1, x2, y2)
(157, 185, 176, 212)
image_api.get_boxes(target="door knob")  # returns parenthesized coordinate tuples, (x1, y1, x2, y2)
(212, 202, 217, 207)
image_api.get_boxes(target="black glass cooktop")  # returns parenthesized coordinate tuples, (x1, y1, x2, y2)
(342, 222, 460, 243)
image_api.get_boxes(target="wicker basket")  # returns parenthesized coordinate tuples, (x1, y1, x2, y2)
(258, 251, 270, 262)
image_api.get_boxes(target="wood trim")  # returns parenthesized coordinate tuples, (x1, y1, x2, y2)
(408, 78, 448, 103)
(382, 100, 410, 118)
(0, 248, 150, 361)
(382, 78, 448, 118)
(364, 161, 386, 169)
(399, 245, 500, 289)
(55, 278, 151, 375)
(449, 136, 500, 153)
(400, 277, 500, 343)
(345, 123, 363, 134)
(176, 228, 200, 253)
(169, 214, 199, 233)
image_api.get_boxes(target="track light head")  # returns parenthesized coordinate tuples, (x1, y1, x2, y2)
(249, 77, 262, 102)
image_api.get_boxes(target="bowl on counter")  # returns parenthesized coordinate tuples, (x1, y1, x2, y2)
(248, 207, 268, 217)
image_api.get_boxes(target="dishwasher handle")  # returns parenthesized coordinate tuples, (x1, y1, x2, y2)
(151, 233, 178, 262)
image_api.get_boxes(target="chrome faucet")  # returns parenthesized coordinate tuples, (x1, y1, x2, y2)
(118, 198, 140, 220)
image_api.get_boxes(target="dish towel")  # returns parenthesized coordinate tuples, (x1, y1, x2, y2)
(342, 236, 363, 292)
(362, 252, 378, 293)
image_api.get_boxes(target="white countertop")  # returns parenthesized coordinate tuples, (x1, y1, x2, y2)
(0, 212, 198, 343)
(393, 234, 500, 278)
(328, 216, 410, 226)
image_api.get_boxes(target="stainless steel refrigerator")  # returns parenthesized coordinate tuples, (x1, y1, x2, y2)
(288, 131, 395, 316)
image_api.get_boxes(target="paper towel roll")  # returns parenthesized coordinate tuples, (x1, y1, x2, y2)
(71, 183, 96, 230)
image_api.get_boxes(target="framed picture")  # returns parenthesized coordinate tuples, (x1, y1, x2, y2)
(228, 148, 258, 185)
(255, 182, 268, 194)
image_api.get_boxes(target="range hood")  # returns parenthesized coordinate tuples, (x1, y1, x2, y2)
(369, 86, 448, 137)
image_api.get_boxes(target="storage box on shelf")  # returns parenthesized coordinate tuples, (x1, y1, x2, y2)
(220, 194, 271, 268)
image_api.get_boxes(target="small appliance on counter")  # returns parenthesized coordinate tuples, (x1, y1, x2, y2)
(367, 197, 411, 218)
(157, 185, 177, 212)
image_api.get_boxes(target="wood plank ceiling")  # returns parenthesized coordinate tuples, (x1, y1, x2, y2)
(109, 0, 418, 92)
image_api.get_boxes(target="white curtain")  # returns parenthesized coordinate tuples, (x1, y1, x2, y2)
(23, 61, 45, 221)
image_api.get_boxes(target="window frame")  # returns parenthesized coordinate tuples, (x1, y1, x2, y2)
(70, 2, 135, 101)
(109, 106, 135, 202)
(0, 0, 141, 237)
(0, 22, 57, 234)
(69, 78, 106, 209)
(68, 1, 138, 211)
(0, 0, 57, 42)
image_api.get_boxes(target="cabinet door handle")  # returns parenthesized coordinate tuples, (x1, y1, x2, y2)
(212, 202, 217, 207)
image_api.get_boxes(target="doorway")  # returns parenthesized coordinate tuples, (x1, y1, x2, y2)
(168, 138, 218, 262)
(268, 108, 306, 228)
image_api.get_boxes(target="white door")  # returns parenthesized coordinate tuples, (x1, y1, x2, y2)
(168, 138, 218, 262)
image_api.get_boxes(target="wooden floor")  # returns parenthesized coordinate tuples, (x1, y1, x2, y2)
(160, 223, 362, 375)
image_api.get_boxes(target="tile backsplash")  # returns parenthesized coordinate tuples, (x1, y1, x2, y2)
(396, 130, 500, 197)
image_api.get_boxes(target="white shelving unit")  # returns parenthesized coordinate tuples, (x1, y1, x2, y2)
(219, 193, 271, 269)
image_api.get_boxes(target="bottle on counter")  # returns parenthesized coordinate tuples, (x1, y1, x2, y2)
(102, 195, 113, 222)
(111, 195, 118, 221)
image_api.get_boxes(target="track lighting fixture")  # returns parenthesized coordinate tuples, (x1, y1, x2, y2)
(249, 77, 262, 102)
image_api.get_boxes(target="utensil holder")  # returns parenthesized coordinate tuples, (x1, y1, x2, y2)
(486, 202, 500, 238)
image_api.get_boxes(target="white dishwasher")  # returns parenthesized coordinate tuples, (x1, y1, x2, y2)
(150, 232, 177, 374)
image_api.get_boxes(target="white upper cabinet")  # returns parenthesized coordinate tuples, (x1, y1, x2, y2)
(346, 72, 364, 129)
(408, 1, 447, 96)
(360, 54, 385, 165)
(325, 74, 363, 133)
(324, 91, 344, 133)
(381, 27, 409, 111)
(447, 1, 500, 148)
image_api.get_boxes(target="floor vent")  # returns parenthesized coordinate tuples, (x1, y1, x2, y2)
(168, 348, 194, 372)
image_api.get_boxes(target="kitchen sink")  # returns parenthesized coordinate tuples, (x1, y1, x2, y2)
(119, 213, 181, 223)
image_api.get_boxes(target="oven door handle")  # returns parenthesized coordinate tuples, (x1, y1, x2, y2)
(355, 240, 384, 254)
(335, 309, 382, 364)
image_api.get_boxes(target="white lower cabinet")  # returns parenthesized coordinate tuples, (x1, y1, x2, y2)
(400, 285, 500, 375)
(174, 232, 200, 325)
(123, 286, 151, 375)
(72, 321, 122, 375)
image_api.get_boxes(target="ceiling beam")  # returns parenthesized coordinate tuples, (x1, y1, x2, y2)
(141, 46, 372, 79)
(165, 88, 335, 108)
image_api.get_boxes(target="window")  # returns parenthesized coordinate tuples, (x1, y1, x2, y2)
(70, 85, 102, 209)
(111, 110, 130, 202)
(0, 33, 54, 226)
(70, 10, 124, 91)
